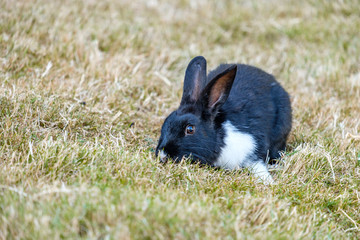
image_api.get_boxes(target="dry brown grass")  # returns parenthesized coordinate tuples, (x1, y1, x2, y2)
(1, 0, 360, 239)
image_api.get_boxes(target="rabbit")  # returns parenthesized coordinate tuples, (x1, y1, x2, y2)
(155, 56, 292, 184)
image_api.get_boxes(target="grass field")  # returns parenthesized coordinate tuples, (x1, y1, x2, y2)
(1, 0, 360, 239)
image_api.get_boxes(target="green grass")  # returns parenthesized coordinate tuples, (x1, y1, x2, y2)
(1, 0, 360, 239)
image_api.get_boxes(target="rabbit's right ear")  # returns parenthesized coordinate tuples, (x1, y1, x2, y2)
(201, 65, 237, 116)
(180, 56, 207, 105)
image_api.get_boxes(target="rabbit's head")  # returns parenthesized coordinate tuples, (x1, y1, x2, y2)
(156, 56, 237, 165)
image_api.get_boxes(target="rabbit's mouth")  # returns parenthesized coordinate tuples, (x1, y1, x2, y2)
(156, 148, 209, 166)
(158, 150, 168, 164)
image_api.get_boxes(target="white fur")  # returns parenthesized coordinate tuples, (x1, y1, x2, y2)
(214, 121, 273, 184)
(159, 150, 167, 162)
(214, 121, 256, 169)
(249, 162, 274, 185)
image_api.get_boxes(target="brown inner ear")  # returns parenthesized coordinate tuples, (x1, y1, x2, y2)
(208, 73, 234, 108)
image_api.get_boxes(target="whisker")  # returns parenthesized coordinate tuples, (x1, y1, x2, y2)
(188, 146, 213, 151)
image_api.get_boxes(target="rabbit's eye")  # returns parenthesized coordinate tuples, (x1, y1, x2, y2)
(185, 125, 195, 135)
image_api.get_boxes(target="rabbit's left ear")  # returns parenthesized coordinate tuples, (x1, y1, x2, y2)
(180, 56, 207, 105)
(201, 65, 237, 114)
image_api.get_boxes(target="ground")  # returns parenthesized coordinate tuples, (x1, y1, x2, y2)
(1, 0, 360, 239)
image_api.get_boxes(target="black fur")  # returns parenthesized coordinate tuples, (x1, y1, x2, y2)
(156, 56, 292, 166)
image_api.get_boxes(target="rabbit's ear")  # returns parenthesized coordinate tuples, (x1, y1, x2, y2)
(202, 65, 237, 114)
(180, 56, 207, 105)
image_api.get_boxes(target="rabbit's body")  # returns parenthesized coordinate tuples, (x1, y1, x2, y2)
(156, 57, 292, 183)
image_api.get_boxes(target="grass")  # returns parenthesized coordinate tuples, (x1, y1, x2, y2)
(1, 0, 360, 239)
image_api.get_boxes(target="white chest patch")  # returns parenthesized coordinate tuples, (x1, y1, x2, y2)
(214, 121, 256, 170)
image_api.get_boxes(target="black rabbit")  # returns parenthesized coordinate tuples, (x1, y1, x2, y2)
(156, 56, 292, 183)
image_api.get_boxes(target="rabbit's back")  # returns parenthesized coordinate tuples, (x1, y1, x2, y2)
(208, 64, 279, 105)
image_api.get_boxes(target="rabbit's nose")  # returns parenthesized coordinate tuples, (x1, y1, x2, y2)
(159, 150, 168, 164)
